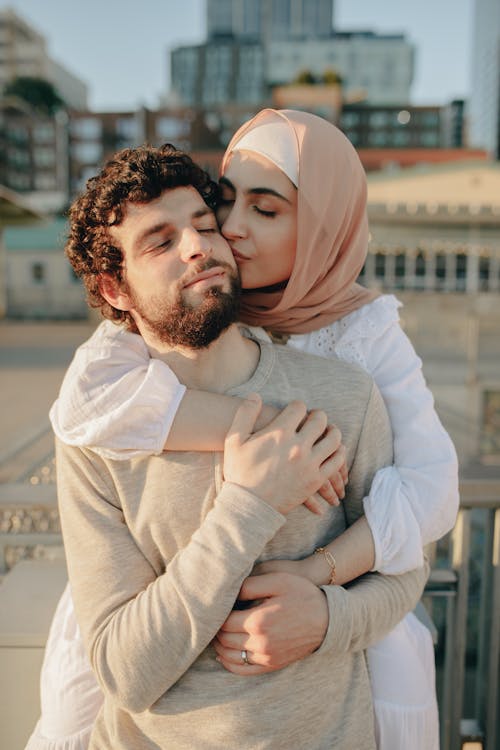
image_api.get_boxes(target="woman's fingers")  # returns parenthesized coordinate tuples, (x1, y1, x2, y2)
(303, 495, 326, 514)
(317, 480, 340, 506)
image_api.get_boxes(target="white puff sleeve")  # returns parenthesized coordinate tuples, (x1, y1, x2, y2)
(49, 320, 186, 459)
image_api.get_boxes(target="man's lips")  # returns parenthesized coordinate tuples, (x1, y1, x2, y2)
(183, 267, 227, 288)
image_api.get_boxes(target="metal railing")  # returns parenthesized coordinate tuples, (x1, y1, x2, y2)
(425, 479, 500, 750)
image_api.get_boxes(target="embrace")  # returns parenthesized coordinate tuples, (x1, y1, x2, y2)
(27, 109, 458, 750)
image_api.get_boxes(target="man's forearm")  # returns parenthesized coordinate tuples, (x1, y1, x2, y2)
(58, 442, 285, 713)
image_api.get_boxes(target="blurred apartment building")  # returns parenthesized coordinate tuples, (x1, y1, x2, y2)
(468, 0, 500, 158)
(170, 0, 414, 107)
(0, 8, 88, 110)
(362, 162, 500, 295)
(341, 100, 465, 150)
(0, 99, 69, 213)
(0, 8, 87, 213)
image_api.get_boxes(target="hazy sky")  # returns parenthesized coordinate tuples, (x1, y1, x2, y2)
(1, 0, 474, 111)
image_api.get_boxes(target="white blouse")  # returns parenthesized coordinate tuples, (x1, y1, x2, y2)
(50, 294, 459, 575)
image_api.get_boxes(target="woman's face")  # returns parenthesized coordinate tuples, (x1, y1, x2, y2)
(218, 149, 297, 290)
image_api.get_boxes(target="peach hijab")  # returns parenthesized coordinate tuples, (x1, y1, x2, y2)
(220, 108, 379, 334)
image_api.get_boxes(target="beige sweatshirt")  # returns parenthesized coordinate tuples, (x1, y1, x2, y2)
(57, 340, 428, 749)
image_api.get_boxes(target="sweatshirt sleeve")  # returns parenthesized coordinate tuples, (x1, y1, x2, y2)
(49, 321, 186, 459)
(320, 381, 428, 655)
(56, 441, 285, 713)
(361, 313, 459, 573)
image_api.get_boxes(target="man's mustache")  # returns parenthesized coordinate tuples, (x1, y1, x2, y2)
(181, 257, 237, 287)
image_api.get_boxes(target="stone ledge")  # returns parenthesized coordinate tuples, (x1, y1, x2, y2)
(0, 483, 57, 507)
(0, 559, 67, 647)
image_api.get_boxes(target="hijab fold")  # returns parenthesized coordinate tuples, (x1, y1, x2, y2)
(221, 109, 379, 334)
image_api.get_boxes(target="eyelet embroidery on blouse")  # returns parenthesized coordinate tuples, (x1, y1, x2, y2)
(288, 295, 401, 371)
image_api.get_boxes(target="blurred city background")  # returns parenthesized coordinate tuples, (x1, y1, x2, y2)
(0, 1, 498, 748)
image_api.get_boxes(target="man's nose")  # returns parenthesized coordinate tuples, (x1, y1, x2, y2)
(178, 227, 212, 262)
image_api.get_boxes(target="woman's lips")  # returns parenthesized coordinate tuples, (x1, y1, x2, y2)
(230, 247, 251, 262)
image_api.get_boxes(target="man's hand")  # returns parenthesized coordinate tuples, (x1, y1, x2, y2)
(223, 394, 342, 515)
(213, 573, 329, 675)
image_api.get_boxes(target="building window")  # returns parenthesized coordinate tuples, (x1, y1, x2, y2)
(419, 111, 440, 127)
(456, 253, 467, 289)
(34, 174, 57, 190)
(368, 131, 388, 147)
(155, 116, 190, 140)
(33, 123, 55, 143)
(7, 125, 29, 143)
(420, 131, 440, 147)
(479, 256, 490, 290)
(72, 141, 103, 164)
(375, 253, 386, 278)
(415, 251, 426, 277)
(31, 262, 45, 283)
(116, 117, 140, 141)
(395, 253, 406, 278)
(342, 111, 360, 128)
(435, 253, 446, 280)
(369, 111, 390, 127)
(9, 172, 31, 190)
(392, 130, 410, 146)
(34, 147, 56, 167)
(71, 117, 102, 139)
(8, 147, 30, 168)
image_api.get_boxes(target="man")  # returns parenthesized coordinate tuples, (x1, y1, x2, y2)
(57, 144, 427, 749)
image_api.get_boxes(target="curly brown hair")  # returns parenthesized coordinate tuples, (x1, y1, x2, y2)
(66, 143, 220, 328)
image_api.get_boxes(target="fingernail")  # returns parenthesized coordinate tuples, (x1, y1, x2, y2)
(245, 392, 261, 404)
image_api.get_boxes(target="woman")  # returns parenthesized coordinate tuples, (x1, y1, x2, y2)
(28, 110, 458, 750)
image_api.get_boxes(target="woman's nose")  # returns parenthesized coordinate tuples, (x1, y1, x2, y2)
(220, 202, 246, 239)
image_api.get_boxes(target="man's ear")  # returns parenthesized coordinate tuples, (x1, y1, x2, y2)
(98, 273, 132, 311)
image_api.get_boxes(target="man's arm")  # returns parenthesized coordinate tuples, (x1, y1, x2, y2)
(58, 397, 340, 712)
(214, 564, 426, 674)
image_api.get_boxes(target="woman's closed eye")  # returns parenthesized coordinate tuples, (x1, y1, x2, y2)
(253, 205, 276, 218)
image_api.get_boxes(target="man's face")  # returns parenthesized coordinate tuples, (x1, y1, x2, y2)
(107, 186, 241, 348)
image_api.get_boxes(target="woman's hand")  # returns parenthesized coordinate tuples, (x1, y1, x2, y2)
(224, 395, 346, 516)
(315, 437, 348, 508)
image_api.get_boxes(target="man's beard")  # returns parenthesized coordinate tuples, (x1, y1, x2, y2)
(128, 260, 241, 349)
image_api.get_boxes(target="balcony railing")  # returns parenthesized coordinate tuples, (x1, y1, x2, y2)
(425, 479, 500, 750)
(0, 478, 499, 749)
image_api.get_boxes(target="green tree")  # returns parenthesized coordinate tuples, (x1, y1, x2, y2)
(3, 76, 65, 115)
(322, 68, 343, 86)
(293, 70, 317, 85)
